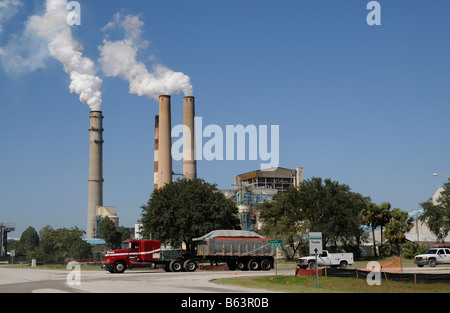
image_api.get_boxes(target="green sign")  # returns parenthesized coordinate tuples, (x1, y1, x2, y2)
(271, 243, 281, 247)
(268, 240, 284, 244)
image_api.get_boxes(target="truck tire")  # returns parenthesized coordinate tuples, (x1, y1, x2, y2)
(308, 261, 316, 269)
(113, 261, 127, 273)
(261, 258, 272, 271)
(248, 259, 260, 271)
(339, 261, 348, 269)
(183, 259, 197, 272)
(429, 259, 437, 267)
(163, 263, 172, 272)
(227, 261, 237, 271)
(237, 260, 248, 271)
(169, 259, 183, 272)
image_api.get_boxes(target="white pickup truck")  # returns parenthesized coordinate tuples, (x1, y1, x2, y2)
(297, 250, 354, 269)
(414, 248, 450, 267)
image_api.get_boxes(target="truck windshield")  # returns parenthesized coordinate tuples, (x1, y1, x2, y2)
(425, 249, 437, 254)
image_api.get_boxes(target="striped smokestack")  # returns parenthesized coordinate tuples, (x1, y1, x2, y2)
(154, 115, 159, 190)
(183, 96, 197, 179)
(157, 95, 172, 188)
(86, 111, 104, 239)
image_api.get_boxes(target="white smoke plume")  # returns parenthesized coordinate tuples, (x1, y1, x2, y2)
(1, 0, 102, 110)
(32, 0, 102, 110)
(99, 13, 193, 100)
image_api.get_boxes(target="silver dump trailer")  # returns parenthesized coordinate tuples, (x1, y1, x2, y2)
(192, 230, 276, 271)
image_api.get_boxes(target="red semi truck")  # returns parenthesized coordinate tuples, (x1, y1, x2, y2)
(101, 230, 276, 273)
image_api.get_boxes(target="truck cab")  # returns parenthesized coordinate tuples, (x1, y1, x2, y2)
(102, 240, 161, 273)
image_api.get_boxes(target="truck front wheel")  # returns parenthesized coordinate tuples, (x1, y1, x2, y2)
(308, 261, 316, 269)
(429, 259, 437, 267)
(113, 261, 127, 273)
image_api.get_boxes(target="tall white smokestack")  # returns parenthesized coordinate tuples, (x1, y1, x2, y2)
(157, 95, 172, 188)
(86, 111, 103, 239)
(154, 115, 159, 190)
(183, 96, 197, 179)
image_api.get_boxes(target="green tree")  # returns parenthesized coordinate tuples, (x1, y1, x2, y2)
(361, 202, 391, 257)
(98, 216, 122, 250)
(32, 226, 86, 262)
(258, 186, 306, 260)
(141, 178, 240, 251)
(419, 181, 450, 242)
(298, 177, 369, 253)
(259, 178, 369, 258)
(17, 226, 39, 256)
(68, 238, 92, 260)
(384, 208, 414, 255)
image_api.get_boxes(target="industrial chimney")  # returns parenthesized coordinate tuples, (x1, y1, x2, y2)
(157, 95, 173, 188)
(183, 96, 197, 179)
(153, 115, 159, 190)
(86, 111, 104, 239)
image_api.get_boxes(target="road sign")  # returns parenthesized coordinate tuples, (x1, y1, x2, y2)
(268, 240, 284, 244)
(268, 240, 284, 278)
(309, 232, 323, 255)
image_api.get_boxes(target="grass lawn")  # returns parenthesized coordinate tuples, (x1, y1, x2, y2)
(214, 274, 450, 293)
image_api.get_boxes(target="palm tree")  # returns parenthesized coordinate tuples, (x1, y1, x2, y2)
(384, 208, 414, 255)
(362, 202, 391, 257)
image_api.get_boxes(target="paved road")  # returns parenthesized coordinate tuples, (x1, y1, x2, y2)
(0, 267, 292, 293)
(1, 265, 449, 293)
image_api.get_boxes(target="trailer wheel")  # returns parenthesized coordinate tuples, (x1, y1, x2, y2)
(227, 261, 237, 271)
(237, 260, 248, 271)
(248, 259, 261, 271)
(260, 258, 272, 271)
(183, 259, 197, 272)
(169, 259, 183, 272)
(113, 261, 126, 273)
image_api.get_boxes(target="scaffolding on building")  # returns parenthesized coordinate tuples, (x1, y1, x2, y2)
(0, 223, 15, 257)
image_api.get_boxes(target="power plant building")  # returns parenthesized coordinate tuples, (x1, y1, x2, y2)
(233, 167, 304, 231)
(234, 167, 304, 193)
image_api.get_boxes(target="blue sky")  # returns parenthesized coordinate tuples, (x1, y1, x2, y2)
(1, 0, 449, 237)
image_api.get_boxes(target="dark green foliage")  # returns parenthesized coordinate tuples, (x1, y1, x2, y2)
(68, 238, 92, 259)
(259, 177, 370, 259)
(140, 178, 240, 251)
(420, 181, 450, 242)
(16, 226, 39, 255)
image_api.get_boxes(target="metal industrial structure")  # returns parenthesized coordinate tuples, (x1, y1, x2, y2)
(234, 167, 304, 231)
(0, 223, 15, 257)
